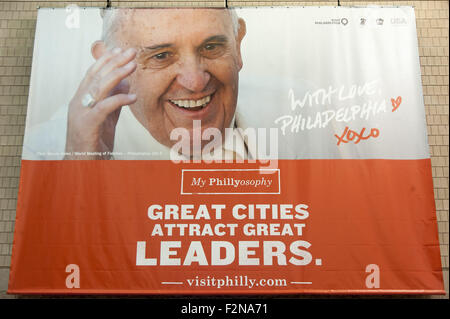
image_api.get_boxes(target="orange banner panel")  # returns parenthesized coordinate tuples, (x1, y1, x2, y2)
(8, 159, 444, 294)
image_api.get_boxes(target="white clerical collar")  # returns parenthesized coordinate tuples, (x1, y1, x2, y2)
(114, 106, 248, 161)
(169, 115, 248, 162)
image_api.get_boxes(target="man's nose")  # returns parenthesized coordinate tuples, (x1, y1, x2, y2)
(175, 57, 211, 92)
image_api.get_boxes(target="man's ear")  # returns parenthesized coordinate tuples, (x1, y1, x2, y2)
(236, 18, 246, 70)
(91, 40, 107, 60)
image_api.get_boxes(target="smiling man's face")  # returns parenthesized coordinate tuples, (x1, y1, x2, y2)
(111, 9, 246, 152)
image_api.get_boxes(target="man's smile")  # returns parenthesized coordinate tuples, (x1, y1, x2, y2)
(169, 94, 212, 110)
(165, 91, 219, 121)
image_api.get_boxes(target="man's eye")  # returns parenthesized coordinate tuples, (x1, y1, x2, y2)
(204, 44, 218, 51)
(200, 43, 225, 58)
(153, 52, 171, 60)
(139, 51, 176, 69)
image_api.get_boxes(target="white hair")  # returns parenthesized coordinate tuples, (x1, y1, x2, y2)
(100, 8, 240, 45)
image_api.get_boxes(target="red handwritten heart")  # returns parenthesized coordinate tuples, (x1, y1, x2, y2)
(391, 96, 402, 112)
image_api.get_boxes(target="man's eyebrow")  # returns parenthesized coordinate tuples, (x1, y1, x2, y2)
(201, 35, 228, 45)
(142, 35, 228, 51)
(143, 43, 173, 51)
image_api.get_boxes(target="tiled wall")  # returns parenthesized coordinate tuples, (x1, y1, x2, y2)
(0, 0, 448, 298)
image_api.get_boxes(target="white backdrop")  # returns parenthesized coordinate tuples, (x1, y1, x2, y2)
(26, 8, 101, 127)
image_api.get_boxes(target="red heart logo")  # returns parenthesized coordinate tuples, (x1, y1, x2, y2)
(391, 96, 402, 112)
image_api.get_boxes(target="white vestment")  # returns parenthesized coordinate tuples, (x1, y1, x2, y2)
(22, 105, 253, 161)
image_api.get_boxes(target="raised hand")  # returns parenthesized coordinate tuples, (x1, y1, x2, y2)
(64, 47, 137, 160)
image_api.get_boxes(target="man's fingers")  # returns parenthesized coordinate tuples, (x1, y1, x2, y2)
(98, 48, 137, 79)
(84, 47, 122, 82)
(109, 79, 130, 97)
(90, 93, 137, 122)
(89, 60, 137, 102)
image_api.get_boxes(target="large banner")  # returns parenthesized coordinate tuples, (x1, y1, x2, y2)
(8, 7, 444, 294)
